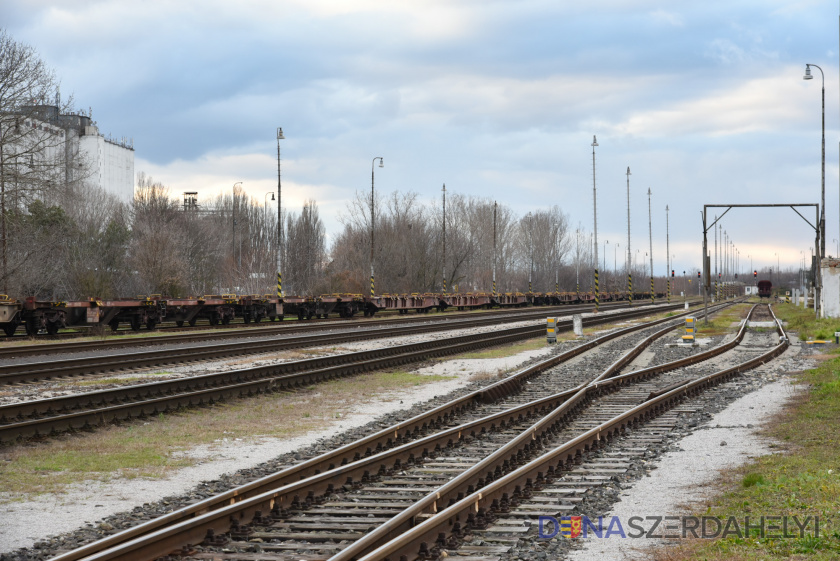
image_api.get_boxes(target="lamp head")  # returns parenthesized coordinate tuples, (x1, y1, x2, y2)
(803, 65, 812, 80)
(271, 193, 275, 200)
(591, 135, 598, 147)
(378, 158, 384, 168)
(277, 127, 285, 139)
(626, 166, 631, 175)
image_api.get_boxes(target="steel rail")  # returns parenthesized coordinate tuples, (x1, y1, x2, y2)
(356, 305, 787, 561)
(48, 302, 736, 561)
(0, 302, 642, 358)
(0, 303, 698, 443)
(0, 302, 651, 384)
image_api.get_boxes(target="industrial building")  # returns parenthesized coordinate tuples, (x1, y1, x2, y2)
(13, 100, 134, 202)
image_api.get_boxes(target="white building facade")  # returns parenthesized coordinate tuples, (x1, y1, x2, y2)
(15, 104, 134, 202)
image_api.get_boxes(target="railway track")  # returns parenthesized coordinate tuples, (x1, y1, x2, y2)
(0, 302, 699, 443)
(3, 300, 651, 344)
(33, 301, 774, 561)
(0, 301, 647, 361)
(0, 301, 690, 385)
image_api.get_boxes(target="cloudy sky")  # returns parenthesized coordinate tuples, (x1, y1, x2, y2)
(3, 0, 837, 277)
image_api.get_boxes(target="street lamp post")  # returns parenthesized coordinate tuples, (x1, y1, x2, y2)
(614, 242, 619, 291)
(232, 181, 243, 276)
(528, 213, 533, 293)
(370, 157, 384, 298)
(442, 184, 447, 294)
(626, 166, 632, 305)
(647, 188, 654, 304)
(492, 201, 497, 296)
(666, 205, 670, 303)
(804, 63, 824, 316)
(275, 127, 284, 300)
(592, 135, 600, 311)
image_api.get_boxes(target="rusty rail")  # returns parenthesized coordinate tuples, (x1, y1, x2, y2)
(355, 305, 787, 561)
(47, 302, 734, 561)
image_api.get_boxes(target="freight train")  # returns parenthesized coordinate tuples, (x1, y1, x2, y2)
(0, 289, 672, 336)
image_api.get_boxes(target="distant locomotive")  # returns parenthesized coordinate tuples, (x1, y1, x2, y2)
(757, 280, 772, 298)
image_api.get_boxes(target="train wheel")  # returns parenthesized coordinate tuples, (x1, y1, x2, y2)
(3, 323, 16, 337)
(176, 320, 184, 327)
(131, 316, 141, 331)
(109, 319, 119, 332)
(146, 319, 156, 331)
(254, 315, 262, 323)
(270, 315, 277, 322)
(221, 316, 231, 325)
(188, 318, 197, 327)
(243, 314, 251, 324)
(46, 321, 60, 336)
(25, 320, 37, 336)
(209, 316, 219, 326)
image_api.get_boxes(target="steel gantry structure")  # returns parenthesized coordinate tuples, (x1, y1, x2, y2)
(701, 203, 820, 322)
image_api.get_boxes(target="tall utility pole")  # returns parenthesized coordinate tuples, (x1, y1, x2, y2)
(493, 201, 497, 296)
(370, 157, 384, 298)
(276, 127, 284, 299)
(592, 135, 600, 311)
(528, 213, 533, 293)
(232, 181, 243, 275)
(647, 188, 654, 303)
(804, 63, 825, 317)
(666, 205, 670, 304)
(714, 219, 718, 301)
(626, 166, 632, 305)
(555, 222, 560, 293)
(442, 184, 446, 294)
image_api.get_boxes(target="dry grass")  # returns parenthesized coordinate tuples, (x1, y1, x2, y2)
(0, 369, 454, 501)
(693, 303, 750, 336)
(450, 337, 547, 360)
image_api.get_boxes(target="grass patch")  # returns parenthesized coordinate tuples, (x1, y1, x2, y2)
(69, 371, 174, 386)
(774, 303, 840, 342)
(694, 303, 751, 337)
(653, 316, 840, 560)
(0, 369, 454, 501)
(450, 337, 547, 360)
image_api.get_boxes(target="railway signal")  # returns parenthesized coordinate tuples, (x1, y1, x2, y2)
(754, 270, 757, 278)
(671, 270, 674, 277)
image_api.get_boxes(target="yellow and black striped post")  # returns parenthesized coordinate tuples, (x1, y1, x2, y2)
(667, 278, 670, 304)
(529, 281, 532, 293)
(370, 275, 375, 297)
(277, 272, 282, 298)
(594, 268, 599, 311)
(443, 279, 447, 295)
(682, 316, 696, 345)
(492, 280, 496, 296)
(650, 277, 654, 304)
(628, 274, 633, 306)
